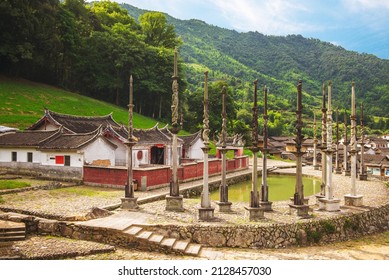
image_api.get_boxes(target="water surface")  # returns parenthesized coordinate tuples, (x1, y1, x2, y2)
(210, 175, 320, 202)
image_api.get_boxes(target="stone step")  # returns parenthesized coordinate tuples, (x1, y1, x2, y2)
(160, 238, 177, 248)
(136, 230, 153, 240)
(172, 240, 189, 252)
(123, 226, 143, 236)
(0, 227, 25, 232)
(184, 243, 202, 256)
(148, 234, 164, 244)
(0, 231, 25, 237)
(0, 236, 25, 242)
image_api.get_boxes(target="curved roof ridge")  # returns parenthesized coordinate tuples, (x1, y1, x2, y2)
(47, 109, 114, 120)
(133, 123, 159, 132)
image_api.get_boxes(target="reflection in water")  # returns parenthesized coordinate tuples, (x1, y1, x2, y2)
(209, 175, 320, 202)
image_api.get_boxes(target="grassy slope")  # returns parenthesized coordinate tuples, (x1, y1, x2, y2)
(0, 76, 163, 129)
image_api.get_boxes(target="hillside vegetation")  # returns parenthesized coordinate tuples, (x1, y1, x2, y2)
(124, 4, 389, 137)
(1, 1, 388, 141)
(0, 76, 161, 130)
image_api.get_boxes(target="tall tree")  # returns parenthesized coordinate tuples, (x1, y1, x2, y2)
(139, 12, 180, 49)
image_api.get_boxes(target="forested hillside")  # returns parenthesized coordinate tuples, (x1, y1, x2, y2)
(123, 3, 389, 137)
(0, 0, 180, 121)
(1, 1, 388, 142)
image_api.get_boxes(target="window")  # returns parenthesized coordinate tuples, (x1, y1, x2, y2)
(12, 152, 17, 162)
(27, 152, 33, 163)
(64, 155, 71, 166)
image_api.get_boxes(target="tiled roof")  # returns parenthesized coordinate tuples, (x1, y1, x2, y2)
(0, 130, 60, 147)
(364, 154, 387, 164)
(28, 109, 120, 133)
(39, 128, 116, 150)
(180, 131, 202, 147)
(133, 124, 175, 145)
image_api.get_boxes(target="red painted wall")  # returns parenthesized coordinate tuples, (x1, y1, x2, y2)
(84, 156, 249, 189)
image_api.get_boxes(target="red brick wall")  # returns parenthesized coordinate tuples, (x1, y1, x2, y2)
(84, 156, 249, 189)
(84, 166, 127, 186)
(133, 167, 171, 188)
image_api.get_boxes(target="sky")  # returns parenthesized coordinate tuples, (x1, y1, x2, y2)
(113, 0, 389, 59)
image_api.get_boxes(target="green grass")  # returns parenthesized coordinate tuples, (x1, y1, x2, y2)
(0, 180, 31, 190)
(49, 186, 121, 198)
(0, 76, 164, 129)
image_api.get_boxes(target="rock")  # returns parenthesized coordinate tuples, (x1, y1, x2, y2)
(85, 207, 113, 220)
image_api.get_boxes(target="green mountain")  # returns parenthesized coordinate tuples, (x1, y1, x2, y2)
(123, 4, 389, 134)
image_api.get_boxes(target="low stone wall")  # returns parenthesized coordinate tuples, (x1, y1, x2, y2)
(148, 205, 389, 249)
(2, 203, 389, 250)
(0, 163, 83, 182)
(0, 213, 185, 255)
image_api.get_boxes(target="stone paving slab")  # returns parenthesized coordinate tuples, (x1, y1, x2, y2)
(77, 210, 153, 230)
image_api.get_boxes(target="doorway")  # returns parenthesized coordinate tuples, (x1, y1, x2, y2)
(151, 146, 165, 165)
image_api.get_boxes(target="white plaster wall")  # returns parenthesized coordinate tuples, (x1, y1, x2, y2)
(108, 137, 127, 166)
(35, 123, 59, 131)
(41, 152, 83, 167)
(133, 148, 148, 167)
(186, 138, 204, 160)
(81, 137, 115, 166)
(0, 148, 41, 163)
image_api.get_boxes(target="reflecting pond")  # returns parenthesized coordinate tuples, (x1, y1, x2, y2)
(209, 175, 320, 202)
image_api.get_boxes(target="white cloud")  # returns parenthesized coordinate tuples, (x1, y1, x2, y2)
(211, 0, 322, 34)
(343, 0, 389, 11)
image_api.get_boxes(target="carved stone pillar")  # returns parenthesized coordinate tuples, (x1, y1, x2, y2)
(199, 71, 215, 220)
(121, 75, 139, 210)
(166, 48, 184, 211)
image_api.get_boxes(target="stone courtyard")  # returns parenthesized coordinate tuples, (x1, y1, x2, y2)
(1, 159, 389, 259)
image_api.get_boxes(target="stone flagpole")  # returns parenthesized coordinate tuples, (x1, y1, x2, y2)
(343, 110, 350, 176)
(316, 83, 327, 203)
(245, 80, 265, 220)
(345, 82, 363, 206)
(166, 48, 184, 211)
(313, 112, 319, 170)
(216, 86, 232, 212)
(198, 71, 215, 220)
(318, 81, 340, 211)
(121, 75, 139, 210)
(259, 85, 272, 211)
(359, 103, 367, 181)
(335, 108, 342, 174)
(289, 80, 309, 217)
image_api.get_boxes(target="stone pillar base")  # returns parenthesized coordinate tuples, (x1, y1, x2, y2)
(259, 201, 273, 211)
(216, 201, 232, 212)
(313, 165, 320, 170)
(344, 194, 363, 206)
(359, 174, 368, 181)
(289, 204, 310, 217)
(335, 169, 342, 174)
(198, 207, 215, 221)
(344, 170, 351, 176)
(121, 197, 139, 210)
(290, 197, 309, 205)
(244, 206, 265, 221)
(165, 195, 184, 212)
(318, 198, 341, 212)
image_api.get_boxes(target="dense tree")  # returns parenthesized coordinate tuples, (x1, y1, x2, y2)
(139, 12, 181, 49)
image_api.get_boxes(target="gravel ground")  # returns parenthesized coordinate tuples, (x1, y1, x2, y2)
(0, 235, 115, 260)
(2, 231, 389, 260)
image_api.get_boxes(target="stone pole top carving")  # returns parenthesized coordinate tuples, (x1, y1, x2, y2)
(202, 71, 210, 145)
(251, 80, 259, 151)
(171, 48, 179, 133)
